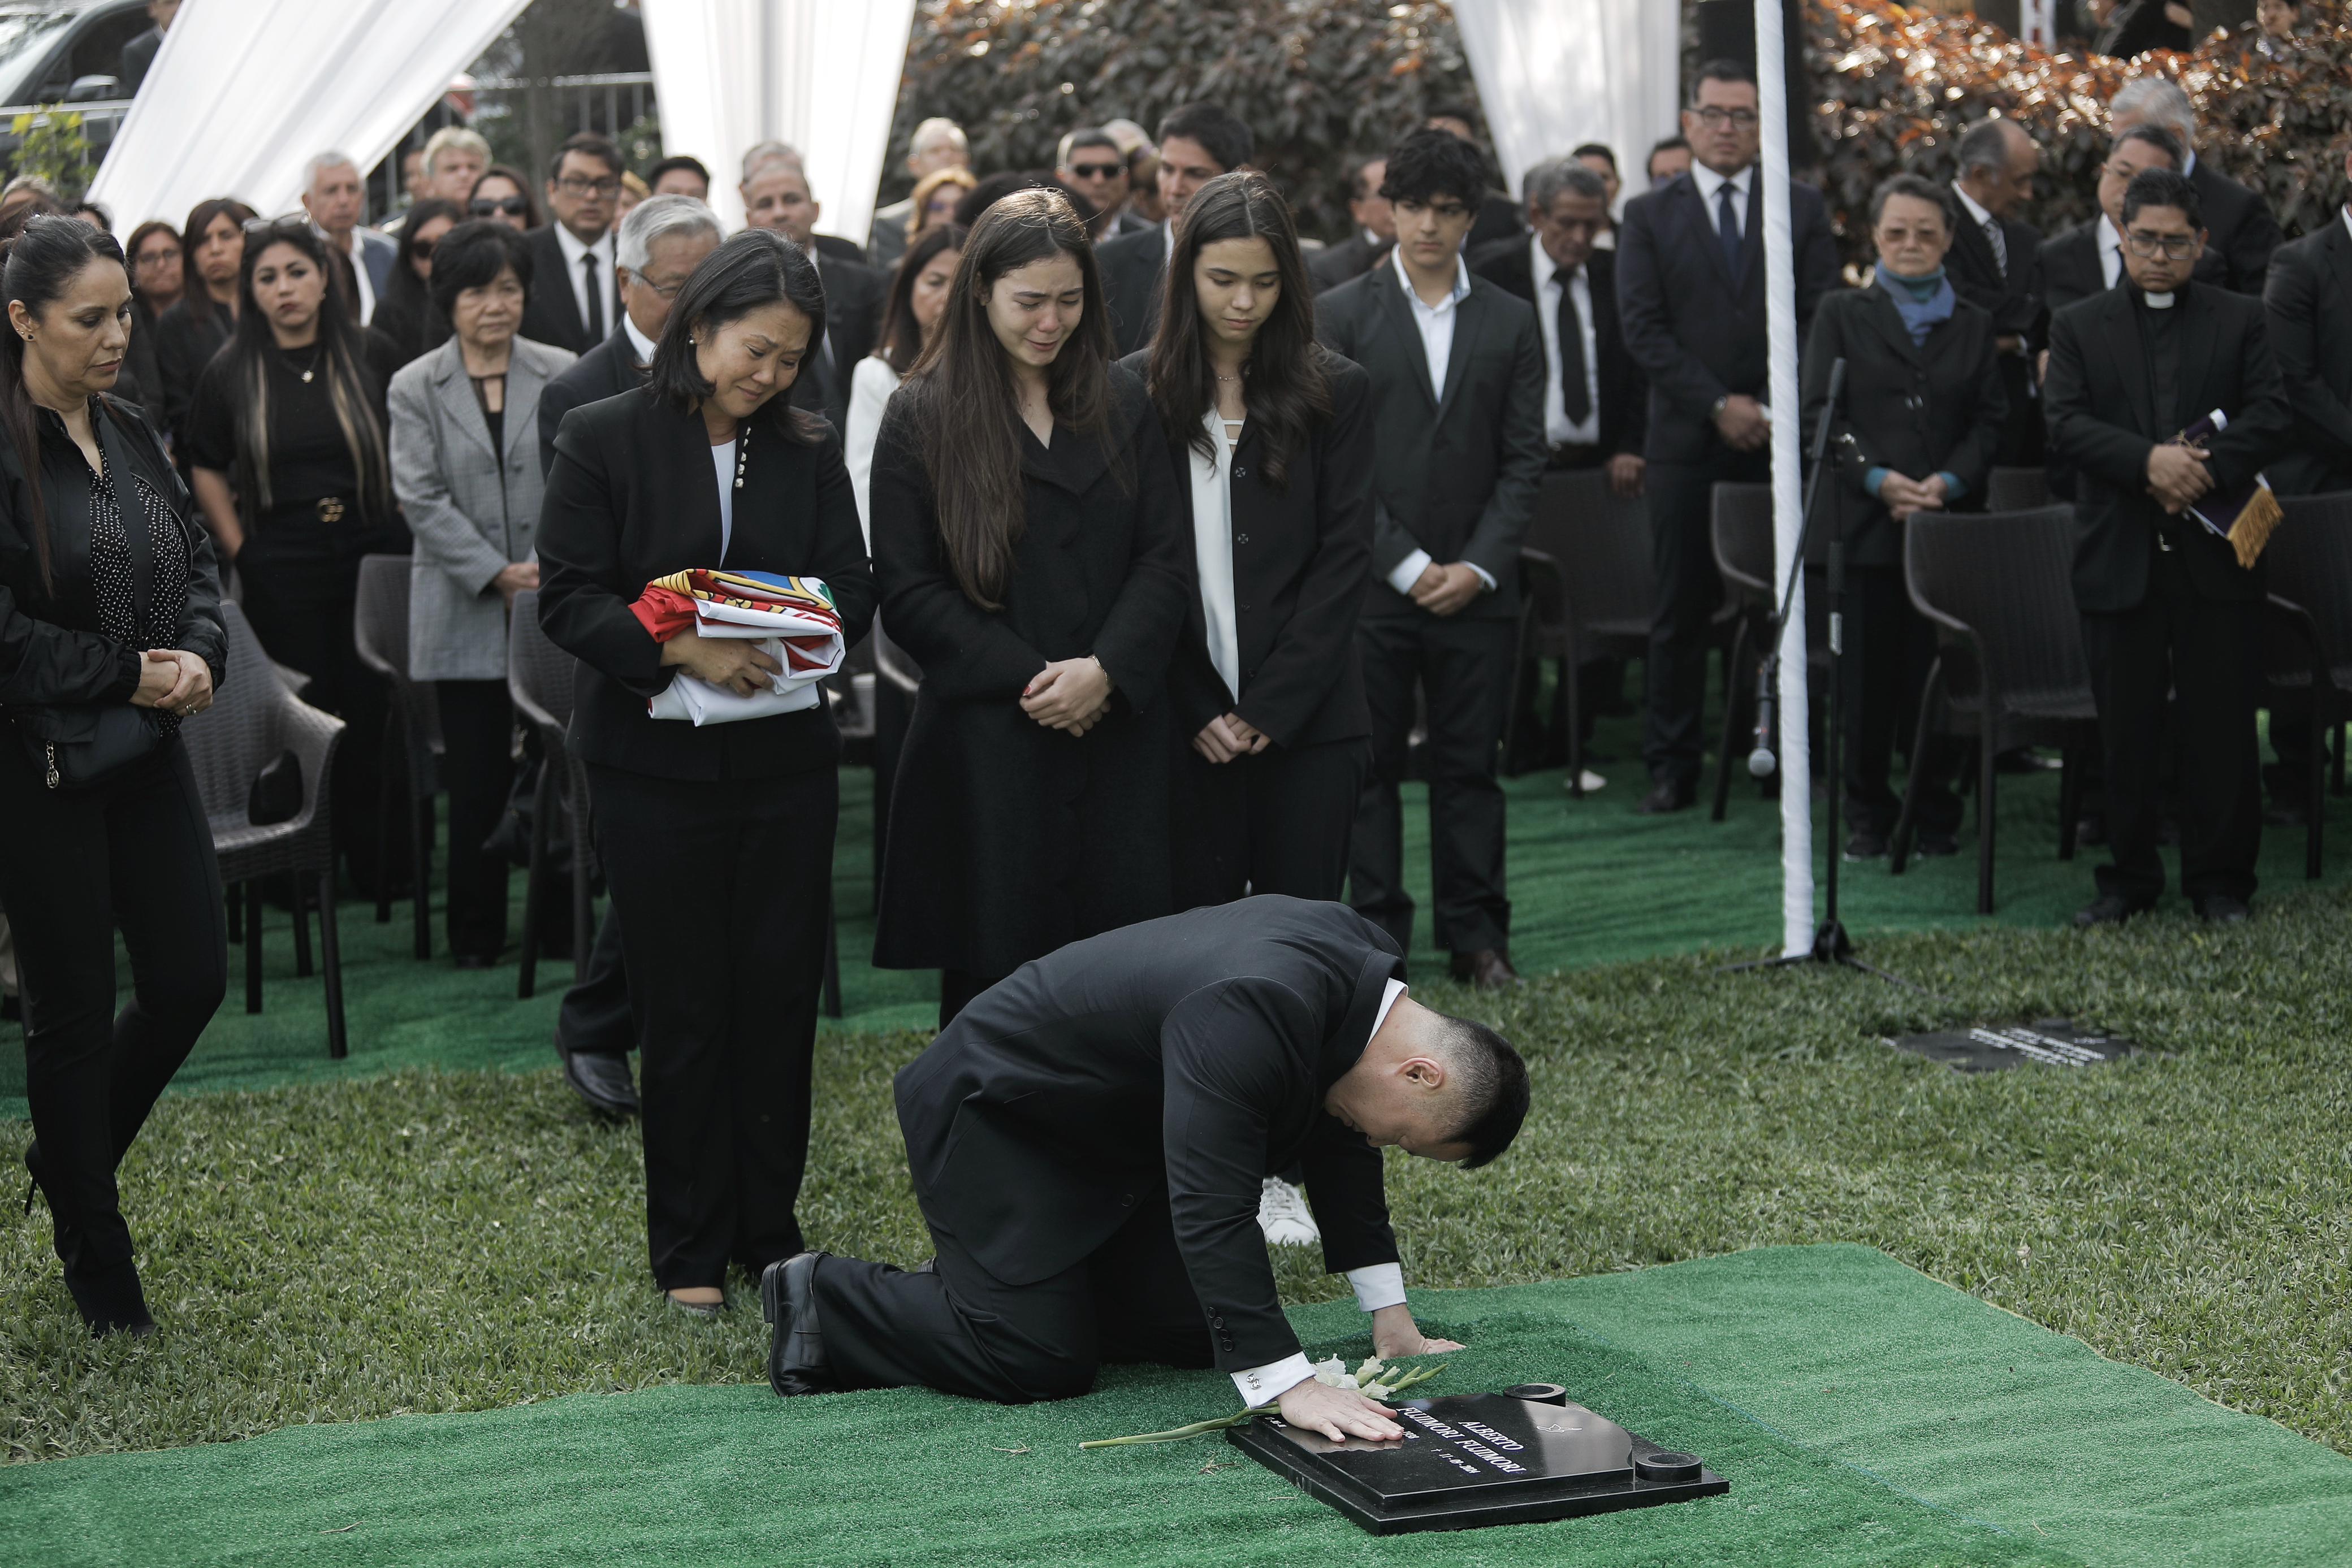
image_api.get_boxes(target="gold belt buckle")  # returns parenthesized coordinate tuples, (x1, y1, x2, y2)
(316, 497, 346, 524)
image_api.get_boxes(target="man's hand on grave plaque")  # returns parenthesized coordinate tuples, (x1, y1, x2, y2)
(1277, 1376, 1407, 1443)
(1369, 1303, 1465, 1361)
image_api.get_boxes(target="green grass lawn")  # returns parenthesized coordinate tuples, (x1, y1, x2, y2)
(5, 890, 2347, 1466)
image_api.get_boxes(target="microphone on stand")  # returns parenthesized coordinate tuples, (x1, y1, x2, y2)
(1748, 654, 1779, 778)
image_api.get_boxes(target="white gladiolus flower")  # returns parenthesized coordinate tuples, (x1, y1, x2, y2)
(1361, 1381, 1395, 1398)
(1355, 1357, 1386, 1383)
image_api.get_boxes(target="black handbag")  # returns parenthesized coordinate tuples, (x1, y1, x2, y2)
(14, 703, 163, 791)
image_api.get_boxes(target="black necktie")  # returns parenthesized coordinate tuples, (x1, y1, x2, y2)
(1555, 268, 1591, 426)
(581, 252, 604, 341)
(1717, 180, 1745, 284)
(1984, 215, 2008, 280)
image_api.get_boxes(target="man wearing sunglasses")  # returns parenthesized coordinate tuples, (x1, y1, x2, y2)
(519, 133, 625, 356)
(2044, 168, 2290, 930)
(1055, 127, 1149, 242)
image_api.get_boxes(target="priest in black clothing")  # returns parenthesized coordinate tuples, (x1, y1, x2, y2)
(2043, 168, 2290, 928)
(762, 896, 1529, 1444)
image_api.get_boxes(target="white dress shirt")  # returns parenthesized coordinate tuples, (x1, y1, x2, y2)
(1190, 409, 1244, 700)
(315, 224, 377, 326)
(621, 311, 657, 368)
(712, 439, 738, 562)
(552, 223, 619, 341)
(1229, 979, 1413, 1407)
(1531, 234, 1599, 448)
(1382, 246, 1495, 596)
(844, 357, 902, 549)
(1690, 159, 1751, 243)
(2098, 213, 2125, 290)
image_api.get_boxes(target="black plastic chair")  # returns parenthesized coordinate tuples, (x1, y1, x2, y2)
(1893, 506, 2101, 913)
(1511, 468, 1652, 797)
(2263, 491, 2352, 879)
(351, 553, 441, 960)
(1984, 466, 2051, 513)
(1707, 482, 1828, 821)
(505, 589, 596, 1002)
(180, 603, 351, 1058)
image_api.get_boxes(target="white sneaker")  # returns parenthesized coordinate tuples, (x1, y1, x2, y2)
(1257, 1177, 1320, 1246)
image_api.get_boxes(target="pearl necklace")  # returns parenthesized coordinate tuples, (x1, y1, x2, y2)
(732, 422, 750, 490)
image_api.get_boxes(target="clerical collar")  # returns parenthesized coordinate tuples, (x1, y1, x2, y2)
(2142, 289, 2178, 310)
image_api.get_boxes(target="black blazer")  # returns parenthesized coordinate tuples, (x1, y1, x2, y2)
(2036, 222, 2108, 324)
(536, 327, 645, 480)
(1468, 189, 1525, 253)
(2262, 220, 2352, 497)
(535, 390, 875, 780)
(2189, 159, 2282, 298)
(1801, 285, 2008, 569)
(1313, 261, 1547, 621)
(518, 226, 614, 356)
(1469, 237, 1649, 460)
(893, 895, 1403, 1371)
(151, 295, 234, 457)
(1310, 231, 1390, 295)
(789, 252, 886, 437)
(0, 398, 226, 704)
(1945, 199, 2045, 463)
(1096, 221, 1168, 358)
(2044, 283, 2291, 612)
(1615, 170, 1840, 464)
(1116, 347, 1375, 750)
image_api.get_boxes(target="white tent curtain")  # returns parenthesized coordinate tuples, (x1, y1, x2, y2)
(641, 0, 917, 242)
(1450, 0, 1684, 205)
(87, 0, 534, 229)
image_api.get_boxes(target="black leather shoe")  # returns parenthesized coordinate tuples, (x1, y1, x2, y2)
(1449, 950, 1523, 990)
(562, 1050, 639, 1117)
(2073, 894, 2152, 928)
(2194, 895, 2251, 925)
(1634, 779, 1694, 816)
(1913, 828, 1959, 859)
(763, 1252, 836, 1397)
(1843, 828, 1888, 862)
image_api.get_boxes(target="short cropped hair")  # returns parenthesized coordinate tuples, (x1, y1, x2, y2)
(616, 193, 720, 274)
(2111, 76, 2197, 141)
(1381, 127, 1490, 210)
(428, 219, 532, 318)
(2115, 123, 2186, 168)
(1058, 126, 1120, 168)
(547, 132, 622, 184)
(1693, 57, 1757, 100)
(1434, 1013, 1531, 1170)
(1156, 103, 1254, 172)
(422, 127, 490, 177)
(1525, 157, 1608, 211)
(1956, 118, 2026, 179)
(1869, 172, 1952, 227)
(1570, 141, 1619, 175)
(646, 155, 711, 190)
(2122, 167, 2202, 230)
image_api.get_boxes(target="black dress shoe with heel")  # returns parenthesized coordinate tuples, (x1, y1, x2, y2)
(762, 1251, 836, 1397)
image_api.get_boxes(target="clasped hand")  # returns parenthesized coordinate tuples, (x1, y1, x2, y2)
(1023, 656, 1112, 735)
(661, 628, 782, 698)
(1714, 394, 1770, 452)
(1879, 471, 1949, 523)
(129, 649, 213, 716)
(1410, 561, 1485, 618)
(1192, 712, 1267, 764)
(2146, 440, 2213, 515)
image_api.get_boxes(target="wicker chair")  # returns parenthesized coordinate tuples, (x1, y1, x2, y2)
(2263, 491, 2352, 879)
(504, 589, 596, 1002)
(1894, 506, 2101, 913)
(179, 603, 350, 1058)
(1510, 468, 1653, 797)
(1984, 466, 2052, 512)
(1707, 482, 1828, 821)
(351, 553, 441, 959)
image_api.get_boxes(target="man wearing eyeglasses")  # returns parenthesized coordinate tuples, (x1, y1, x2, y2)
(519, 133, 626, 356)
(1616, 58, 1839, 816)
(2044, 168, 2290, 929)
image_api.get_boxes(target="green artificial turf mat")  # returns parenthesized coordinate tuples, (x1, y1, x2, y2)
(7, 1245, 2349, 1566)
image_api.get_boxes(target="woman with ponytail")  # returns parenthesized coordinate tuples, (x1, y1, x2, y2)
(184, 217, 405, 891)
(0, 215, 228, 1336)
(868, 187, 1190, 1026)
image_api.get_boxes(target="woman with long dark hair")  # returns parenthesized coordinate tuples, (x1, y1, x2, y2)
(845, 221, 965, 535)
(183, 218, 405, 889)
(371, 196, 461, 367)
(870, 187, 1189, 1026)
(0, 216, 227, 1336)
(151, 197, 253, 460)
(537, 229, 874, 1314)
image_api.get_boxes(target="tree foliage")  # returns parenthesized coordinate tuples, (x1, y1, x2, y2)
(883, 0, 1482, 240)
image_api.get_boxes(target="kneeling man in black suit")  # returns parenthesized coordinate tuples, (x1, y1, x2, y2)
(763, 896, 1530, 1443)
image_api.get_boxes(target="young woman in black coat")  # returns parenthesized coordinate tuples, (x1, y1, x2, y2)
(0, 218, 228, 1336)
(868, 188, 1190, 1026)
(1121, 170, 1375, 914)
(1800, 174, 2007, 861)
(537, 229, 874, 1315)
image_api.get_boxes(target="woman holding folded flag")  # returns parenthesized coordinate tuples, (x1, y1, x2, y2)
(537, 229, 874, 1315)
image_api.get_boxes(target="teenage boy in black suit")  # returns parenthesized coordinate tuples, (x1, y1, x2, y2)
(1315, 129, 1547, 991)
(763, 897, 1528, 1438)
(2044, 169, 2290, 927)
(1616, 58, 1840, 813)
(1097, 103, 1254, 356)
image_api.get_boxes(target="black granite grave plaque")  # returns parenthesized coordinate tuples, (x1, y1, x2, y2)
(1225, 1389, 1727, 1535)
(1887, 1017, 2135, 1073)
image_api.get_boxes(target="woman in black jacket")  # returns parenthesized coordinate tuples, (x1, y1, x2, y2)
(537, 229, 874, 1315)
(0, 217, 228, 1336)
(1122, 170, 1374, 913)
(869, 188, 1190, 1027)
(1800, 174, 2007, 861)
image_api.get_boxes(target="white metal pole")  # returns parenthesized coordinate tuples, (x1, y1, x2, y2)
(2021, 0, 2055, 49)
(1753, 0, 1815, 958)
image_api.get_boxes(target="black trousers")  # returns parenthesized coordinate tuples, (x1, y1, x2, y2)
(1842, 565, 1961, 836)
(813, 1185, 1214, 1402)
(435, 679, 513, 960)
(236, 552, 397, 893)
(1351, 612, 1513, 958)
(1644, 451, 1767, 787)
(556, 903, 633, 1057)
(0, 740, 224, 1294)
(1170, 735, 1367, 911)
(587, 763, 835, 1289)
(2080, 549, 2262, 903)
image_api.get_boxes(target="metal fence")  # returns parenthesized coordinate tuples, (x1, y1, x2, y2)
(367, 71, 659, 221)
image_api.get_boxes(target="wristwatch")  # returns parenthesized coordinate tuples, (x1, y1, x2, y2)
(1710, 396, 1730, 419)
